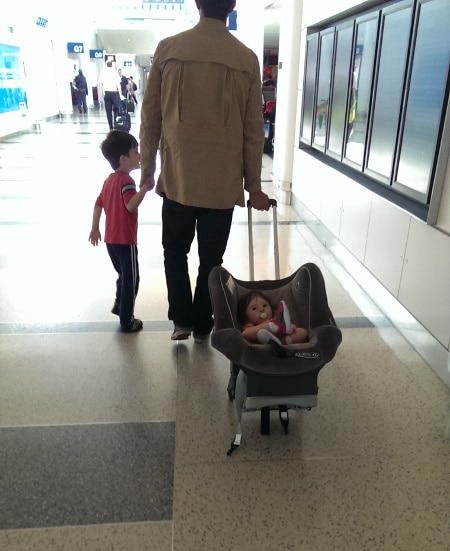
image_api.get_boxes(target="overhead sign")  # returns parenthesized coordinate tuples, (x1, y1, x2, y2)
(67, 43, 84, 54)
(36, 17, 48, 28)
(143, 0, 184, 3)
(228, 10, 237, 31)
(137, 0, 185, 18)
(90, 49, 104, 59)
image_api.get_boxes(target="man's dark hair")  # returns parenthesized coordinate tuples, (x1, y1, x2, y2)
(101, 130, 138, 170)
(199, 0, 235, 21)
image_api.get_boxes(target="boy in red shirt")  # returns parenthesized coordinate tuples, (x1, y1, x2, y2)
(89, 130, 153, 332)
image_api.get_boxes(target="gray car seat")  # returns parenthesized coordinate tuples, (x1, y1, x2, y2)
(208, 262, 342, 454)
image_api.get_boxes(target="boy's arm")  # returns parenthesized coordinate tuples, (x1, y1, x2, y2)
(89, 205, 103, 246)
(125, 182, 153, 213)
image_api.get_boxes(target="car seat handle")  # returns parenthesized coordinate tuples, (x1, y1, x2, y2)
(247, 198, 279, 280)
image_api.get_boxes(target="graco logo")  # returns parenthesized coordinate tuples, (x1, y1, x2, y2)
(295, 351, 320, 359)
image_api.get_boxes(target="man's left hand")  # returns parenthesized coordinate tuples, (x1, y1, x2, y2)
(249, 190, 270, 211)
(140, 172, 155, 190)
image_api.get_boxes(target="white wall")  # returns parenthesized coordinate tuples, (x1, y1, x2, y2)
(436, 164, 450, 231)
(1, 6, 93, 132)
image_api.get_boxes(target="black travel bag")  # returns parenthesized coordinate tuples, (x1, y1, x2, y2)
(114, 112, 131, 132)
(126, 98, 135, 114)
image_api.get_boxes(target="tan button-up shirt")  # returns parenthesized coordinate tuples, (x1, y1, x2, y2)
(139, 17, 264, 209)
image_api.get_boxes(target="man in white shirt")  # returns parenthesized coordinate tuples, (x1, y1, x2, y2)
(98, 62, 124, 130)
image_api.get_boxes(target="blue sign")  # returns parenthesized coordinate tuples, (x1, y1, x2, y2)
(228, 10, 237, 31)
(90, 49, 104, 59)
(36, 17, 48, 28)
(0, 44, 28, 114)
(67, 43, 84, 54)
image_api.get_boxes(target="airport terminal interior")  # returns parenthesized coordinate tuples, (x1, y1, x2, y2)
(0, 105, 449, 550)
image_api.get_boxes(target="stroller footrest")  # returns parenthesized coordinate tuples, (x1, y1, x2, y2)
(244, 394, 317, 410)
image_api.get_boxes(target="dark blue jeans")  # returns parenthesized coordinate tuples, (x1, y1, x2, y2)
(77, 90, 87, 113)
(162, 197, 234, 334)
(107, 244, 140, 327)
(104, 91, 120, 130)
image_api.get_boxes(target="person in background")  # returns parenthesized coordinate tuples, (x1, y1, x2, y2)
(263, 76, 275, 86)
(139, 0, 270, 343)
(128, 76, 138, 104)
(98, 61, 124, 130)
(118, 68, 129, 113)
(74, 69, 88, 114)
(88, 130, 152, 332)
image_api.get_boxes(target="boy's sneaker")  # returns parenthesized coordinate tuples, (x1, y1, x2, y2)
(121, 318, 143, 333)
(171, 325, 192, 340)
(269, 300, 292, 335)
(257, 328, 282, 346)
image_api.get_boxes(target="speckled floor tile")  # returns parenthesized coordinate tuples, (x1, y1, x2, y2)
(0, 332, 177, 426)
(0, 423, 174, 529)
(174, 327, 449, 464)
(0, 521, 173, 551)
(172, 453, 450, 551)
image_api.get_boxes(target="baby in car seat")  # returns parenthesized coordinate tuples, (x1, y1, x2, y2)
(237, 291, 308, 345)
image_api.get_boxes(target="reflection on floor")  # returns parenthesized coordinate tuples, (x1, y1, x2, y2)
(0, 110, 449, 550)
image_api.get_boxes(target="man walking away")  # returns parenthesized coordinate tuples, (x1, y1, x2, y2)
(98, 62, 123, 130)
(139, 0, 270, 343)
(74, 69, 88, 114)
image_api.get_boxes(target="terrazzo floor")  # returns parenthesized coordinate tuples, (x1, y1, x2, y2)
(0, 109, 449, 550)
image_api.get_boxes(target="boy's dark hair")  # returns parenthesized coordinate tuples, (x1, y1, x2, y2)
(198, 0, 235, 21)
(237, 290, 273, 325)
(100, 130, 138, 170)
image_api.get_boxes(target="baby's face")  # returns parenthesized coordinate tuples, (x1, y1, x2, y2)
(245, 295, 273, 326)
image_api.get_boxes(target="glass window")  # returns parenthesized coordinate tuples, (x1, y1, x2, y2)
(328, 24, 354, 159)
(313, 31, 334, 148)
(395, 0, 450, 199)
(366, 3, 413, 180)
(300, 35, 318, 144)
(344, 16, 378, 167)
